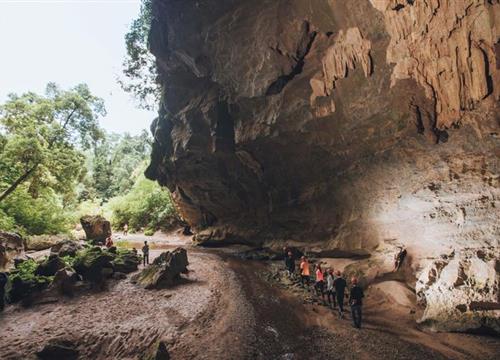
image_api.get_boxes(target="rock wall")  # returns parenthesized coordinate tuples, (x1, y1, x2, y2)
(146, 0, 500, 332)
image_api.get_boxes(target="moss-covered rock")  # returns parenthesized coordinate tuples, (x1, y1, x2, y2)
(132, 248, 188, 289)
(50, 240, 82, 257)
(73, 247, 114, 283)
(35, 254, 66, 277)
(8, 259, 53, 304)
(112, 250, 140, 274)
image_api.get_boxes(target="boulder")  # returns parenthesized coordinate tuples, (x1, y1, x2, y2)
(73, 247, 114, 283)
(155, 341, 170, 360)
(26, 235, 65, 251)
(0, 231, 24, 270)
(132, 248, 188, 289)
(35, 255, 66, 277)
(50, 240, 82, 257)
(9, 261, 53, 304)
(50, 268, 79, 296)
(36, 339, 79, 360)
(112, 251, 140, 274)
(112, 272, 127, 280)
(80, 215, 111, 245)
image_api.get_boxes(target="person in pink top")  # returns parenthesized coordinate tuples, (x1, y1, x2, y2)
(314, 263, 326, 304)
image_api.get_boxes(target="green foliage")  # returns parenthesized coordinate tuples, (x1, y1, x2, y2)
(0, 208, 16, 232)
(108, 171, 178, 232)
(7, 259, 54, 303)
(0, 83, 106, 234)
(61, 255, 77, 268)
(0, 83, 105, 203)
(120, 0, 159, 110)
(0, 185, 71, 235)
(84, 130, 152, 201)
(0, 82, 176, 238)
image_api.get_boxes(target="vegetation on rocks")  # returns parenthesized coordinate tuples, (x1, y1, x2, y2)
(7, 259, 54, 303)
(6, 245, 140, 304)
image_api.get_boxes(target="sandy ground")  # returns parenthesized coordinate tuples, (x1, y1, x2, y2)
(0, 232, 499, 359)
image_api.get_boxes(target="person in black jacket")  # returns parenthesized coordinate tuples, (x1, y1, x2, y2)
(0, 272, 8, 312)
(284, 251, 295, 277)
(333, 271, 347, 318)
(349, 277, 364, 328)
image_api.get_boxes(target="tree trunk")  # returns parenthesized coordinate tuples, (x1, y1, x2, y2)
(0, 163, 39, 203)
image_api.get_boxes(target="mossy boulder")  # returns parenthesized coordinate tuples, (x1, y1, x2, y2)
(132, 248, 188, 289)
(73, 247, 114, 283)
(8, 259, 53, 304)
(112, 250, 140, 274)
(35, 254, 66, 277)
(50, 240, 82, 257)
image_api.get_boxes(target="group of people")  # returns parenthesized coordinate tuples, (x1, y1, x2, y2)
(284, 249, 364, 329)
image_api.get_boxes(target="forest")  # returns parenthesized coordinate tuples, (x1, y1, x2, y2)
(0, 0, 175, 238)
(0, 82, 177, 237)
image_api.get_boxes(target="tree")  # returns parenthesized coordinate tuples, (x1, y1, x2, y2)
(84, 130, 152, 201)
(0, 83, 106, 204)
(108, 166, 178, 232)
(119, 0, 159, 110)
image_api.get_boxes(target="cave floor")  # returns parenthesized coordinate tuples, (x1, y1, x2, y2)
(0, 232, 498, 360)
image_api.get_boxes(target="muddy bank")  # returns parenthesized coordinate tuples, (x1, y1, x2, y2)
(0, 250, 226, 359)
(1, 233, 499, 359)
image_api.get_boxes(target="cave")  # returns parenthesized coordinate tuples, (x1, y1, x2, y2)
(145, 0, 500, 334)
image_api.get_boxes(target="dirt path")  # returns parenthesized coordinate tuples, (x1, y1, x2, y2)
(0, 232, 498, 359)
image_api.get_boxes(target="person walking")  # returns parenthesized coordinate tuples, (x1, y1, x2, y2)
(314, 264, 326, 303)
(123, 223, 129, 236)
(325, 268, 336, 309)
(285, 251, 295, 277)
(142, 241, 150, 266)
(349, 277, 365, 328)
(299, 256, 310, 288)
(333, 270, 347, 318)
(0, 272, 8, 312)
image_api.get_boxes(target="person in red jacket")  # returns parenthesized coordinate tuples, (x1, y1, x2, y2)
(105, 236, 114, 248)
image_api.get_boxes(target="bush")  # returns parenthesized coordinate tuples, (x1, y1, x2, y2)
(0, 185, 71, 236)
(108, 174, 178, 232)
(0, 208, 16, 232)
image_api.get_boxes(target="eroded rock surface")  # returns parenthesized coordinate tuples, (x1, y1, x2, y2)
(80, 215, 111, 245)
(0, 231, 24, 270)
(132, 248, 188, 289)
(146, 0, 500, 332)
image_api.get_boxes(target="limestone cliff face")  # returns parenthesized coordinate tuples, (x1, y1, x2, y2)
(146, 0, 500, 332)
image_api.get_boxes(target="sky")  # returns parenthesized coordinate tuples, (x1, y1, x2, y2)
(0, 0, 155, 135)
